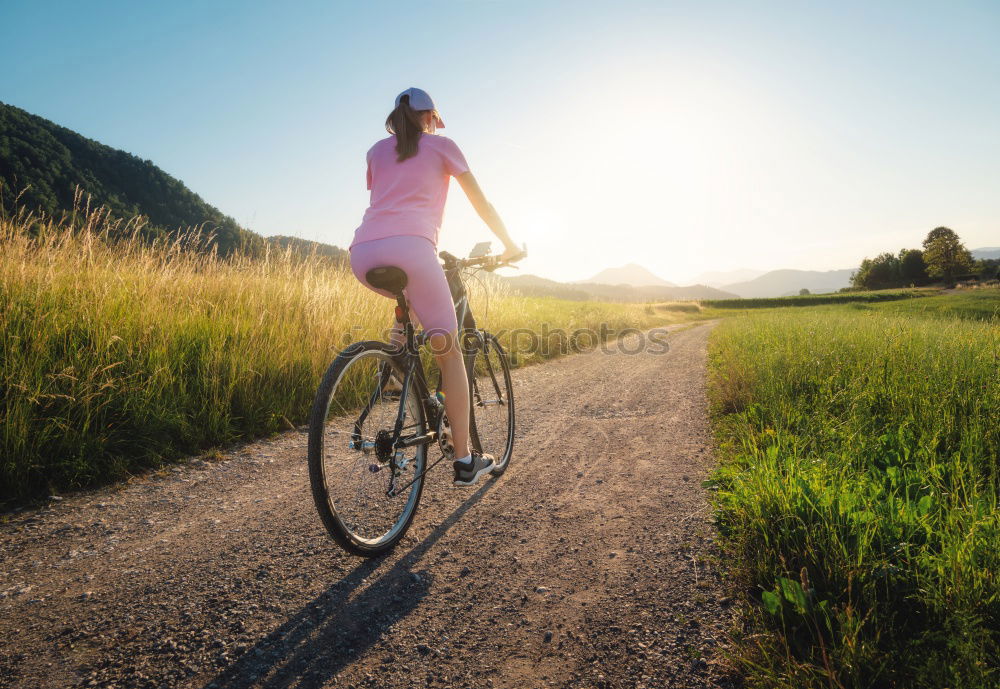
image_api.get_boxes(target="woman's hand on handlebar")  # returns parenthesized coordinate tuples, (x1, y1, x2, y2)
(501, 244, 524, 263)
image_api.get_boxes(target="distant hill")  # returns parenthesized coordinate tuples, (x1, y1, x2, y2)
(504, 273, 736, 302)
(0, 101, 262, 255)
(577, 263, 675, 287)
(689, 268, 766, 288)
(503, 275, 593, 300)
(267, 235, 347, 261)
(721, 268, 854, 298)
(972, 247, 1000, 260)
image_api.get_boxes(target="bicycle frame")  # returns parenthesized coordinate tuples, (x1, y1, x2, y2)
(369, 259, 485, 497)
(350, 246, 523, 499)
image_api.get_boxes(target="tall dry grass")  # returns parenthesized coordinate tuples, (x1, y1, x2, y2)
(1, 206, 687, 501)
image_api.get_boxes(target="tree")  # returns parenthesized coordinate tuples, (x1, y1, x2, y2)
(851, 259, 874, 289)
(852, 252, 900, 290)
(898, 248, 928, 285)
(977, 258, 1000, 281)
(799, 288, 811, 296)
(922, 227, 974, 281)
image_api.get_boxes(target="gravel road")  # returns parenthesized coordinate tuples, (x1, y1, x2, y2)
(0, 322, 740, 689)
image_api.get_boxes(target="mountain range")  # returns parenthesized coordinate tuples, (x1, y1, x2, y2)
(711, 247, 998, 297)
(688, 268, 767, 288)
(582, 247, 997, 299)
(559, 263, 856, 300)
(502, 273, 736, 302)
(718, 268, 855, 298)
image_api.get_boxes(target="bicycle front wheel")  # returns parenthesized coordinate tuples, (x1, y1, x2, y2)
(468, 331, 515, 475)
(308, 341, 427, 556)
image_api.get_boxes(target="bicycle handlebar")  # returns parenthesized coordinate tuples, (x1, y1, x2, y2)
(439, 247, 527, 272)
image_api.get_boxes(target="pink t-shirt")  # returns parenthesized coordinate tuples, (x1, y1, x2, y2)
(351, 134, 470, 248)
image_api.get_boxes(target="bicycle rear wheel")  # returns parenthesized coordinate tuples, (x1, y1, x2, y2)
(468, 331, 515, 475)
(308, 341, 426, 556)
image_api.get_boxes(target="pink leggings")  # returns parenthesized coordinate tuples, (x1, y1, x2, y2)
(350, 235, 458, 334)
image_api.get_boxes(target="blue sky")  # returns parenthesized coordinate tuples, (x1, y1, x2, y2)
(2, 0, 998, 282)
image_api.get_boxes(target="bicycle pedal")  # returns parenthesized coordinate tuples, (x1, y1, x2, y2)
(437, 415, 455, 459)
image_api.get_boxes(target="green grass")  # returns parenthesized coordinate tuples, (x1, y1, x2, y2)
(869, 290, 1000, 322)
(701, 289, 935, 310)
(708, 306, 1000, 688)
(0, 208, 696, 503)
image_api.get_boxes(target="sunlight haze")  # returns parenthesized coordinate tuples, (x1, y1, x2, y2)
(2, 0, 998, 284)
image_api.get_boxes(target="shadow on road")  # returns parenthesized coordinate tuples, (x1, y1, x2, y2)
(201, 479, 495, 689)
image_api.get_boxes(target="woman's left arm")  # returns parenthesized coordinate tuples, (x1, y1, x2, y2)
(456, 171, 520, 261)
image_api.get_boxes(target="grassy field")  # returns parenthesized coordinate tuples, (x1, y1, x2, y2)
(701, 288, 935, 310)
(0, 209, 699, 503)
(869, 289, 1000, 322)
(7, 200, 998, 685)
(707, 294, 1000, 688)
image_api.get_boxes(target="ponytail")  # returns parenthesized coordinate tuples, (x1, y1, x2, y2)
(385, 95, 428, 162)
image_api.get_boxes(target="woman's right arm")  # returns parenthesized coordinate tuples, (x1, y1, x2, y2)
(456, 171, 521, 261)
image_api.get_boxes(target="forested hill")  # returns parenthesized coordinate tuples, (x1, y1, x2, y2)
(0, 102, 263, 255)
(267, 235, 348, 262)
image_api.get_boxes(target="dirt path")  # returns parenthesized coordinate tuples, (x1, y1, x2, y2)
(0, 322, 739, 689)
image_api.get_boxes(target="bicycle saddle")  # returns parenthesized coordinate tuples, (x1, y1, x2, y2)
(365, 266, 408, 294)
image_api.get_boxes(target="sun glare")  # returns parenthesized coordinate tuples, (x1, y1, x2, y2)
(468, 62, 793, 283)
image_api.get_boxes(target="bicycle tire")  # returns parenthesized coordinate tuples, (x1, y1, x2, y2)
(308, 341, 427, 557)
(468, 331, 515, 475)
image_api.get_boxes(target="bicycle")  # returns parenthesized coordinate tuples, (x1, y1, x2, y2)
(308, 244, 525, 556)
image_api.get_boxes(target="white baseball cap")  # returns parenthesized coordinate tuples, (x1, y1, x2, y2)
(395, 87, 445, 128)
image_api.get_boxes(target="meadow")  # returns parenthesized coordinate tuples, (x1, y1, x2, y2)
(702, 288, 934, 310)
(706, 292, 1000, 688)
(0, 208, 699, 503)
(6, 200, 998, 687)
(870, 289, 1000, 322)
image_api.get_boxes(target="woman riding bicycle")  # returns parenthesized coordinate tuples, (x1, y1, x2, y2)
(349, 87, 521, 487)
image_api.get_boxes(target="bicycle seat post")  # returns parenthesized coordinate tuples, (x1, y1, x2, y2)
(393, 294, 414, 354)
